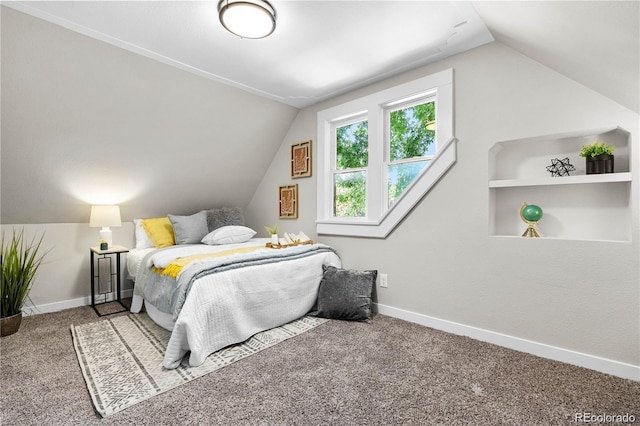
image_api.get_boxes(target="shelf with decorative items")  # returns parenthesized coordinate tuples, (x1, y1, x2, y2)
(488, 126, 632, 242)
(489, 173, 632, 188)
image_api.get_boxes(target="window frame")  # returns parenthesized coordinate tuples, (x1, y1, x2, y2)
(383, 94, 438, 208)
(317, 68, 456, 238)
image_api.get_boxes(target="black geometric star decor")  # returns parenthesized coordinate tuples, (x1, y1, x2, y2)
(546, 157, 575, 177)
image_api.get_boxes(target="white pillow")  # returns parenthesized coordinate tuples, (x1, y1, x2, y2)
(201, 226, 256, 245)
(133, 219, 154, 249)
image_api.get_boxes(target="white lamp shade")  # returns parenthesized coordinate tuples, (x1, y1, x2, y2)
(89, 205, 122, 228)
(218, 0, 276, 39)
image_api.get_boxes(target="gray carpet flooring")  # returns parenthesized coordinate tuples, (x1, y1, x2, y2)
(1, 301, 638, 425)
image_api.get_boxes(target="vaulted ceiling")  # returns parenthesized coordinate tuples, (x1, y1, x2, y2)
(473, 1, 639, 114)
(5, 1, 638, 113)
(1, 1, 638, 225)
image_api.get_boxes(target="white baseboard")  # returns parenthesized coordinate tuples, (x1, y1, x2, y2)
(373, 302, 639, 382)
(23, 289, 133, 316)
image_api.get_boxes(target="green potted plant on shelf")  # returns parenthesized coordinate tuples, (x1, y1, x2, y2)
(579, 140, 615, 174)
(1, 229, 47, 337)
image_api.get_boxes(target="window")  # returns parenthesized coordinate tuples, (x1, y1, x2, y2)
(317, 69, 456, 238)
(335, 118, 368, 217)
(386, 98, 436, 208)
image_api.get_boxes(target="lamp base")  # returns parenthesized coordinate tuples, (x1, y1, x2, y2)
(99, 227, 113, 248)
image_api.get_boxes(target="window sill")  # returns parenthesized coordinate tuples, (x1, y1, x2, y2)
(317, 137, 457, 238)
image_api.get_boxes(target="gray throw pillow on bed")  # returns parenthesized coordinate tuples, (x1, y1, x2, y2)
(314, 265, 377, 322)
(206, 207, 245, 232)
(168, 210, 209, 244)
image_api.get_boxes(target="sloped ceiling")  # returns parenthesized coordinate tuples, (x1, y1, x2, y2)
(1, 1, 638, 225)
(2, 1, 495, 109)
(0, 6, 299, 224)
(3, 1, 637, 113)
(473, 1, 639, 114)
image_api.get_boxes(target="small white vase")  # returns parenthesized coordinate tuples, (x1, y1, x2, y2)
(271, 234, 279, 245)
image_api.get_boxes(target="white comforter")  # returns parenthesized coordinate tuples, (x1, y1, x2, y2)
(130, 240, 341, 369)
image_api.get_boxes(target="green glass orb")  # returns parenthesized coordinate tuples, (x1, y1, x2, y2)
(521, 204, 543, 222)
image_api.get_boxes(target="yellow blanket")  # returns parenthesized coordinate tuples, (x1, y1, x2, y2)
(153, 245, 266, 279)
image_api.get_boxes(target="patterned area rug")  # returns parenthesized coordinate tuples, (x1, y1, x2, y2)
(71, 313, 328, 417)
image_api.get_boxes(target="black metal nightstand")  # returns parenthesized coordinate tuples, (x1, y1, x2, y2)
(90, 245, 129, 316)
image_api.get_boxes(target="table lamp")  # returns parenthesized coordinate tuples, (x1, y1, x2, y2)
(89, 205, 121, 248)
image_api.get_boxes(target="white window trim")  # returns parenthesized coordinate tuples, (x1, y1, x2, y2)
(317, 68, 456, 238)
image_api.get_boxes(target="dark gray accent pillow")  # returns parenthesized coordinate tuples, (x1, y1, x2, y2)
(314, 265, 377, 322)
(206, 207, 245, 232)
(168, 210, 209, 245)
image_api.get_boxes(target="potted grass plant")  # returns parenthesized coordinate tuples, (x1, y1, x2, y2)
(1, 229, 47, 337)
(265, 224, 279, 245)
(579, 140, 615, 174)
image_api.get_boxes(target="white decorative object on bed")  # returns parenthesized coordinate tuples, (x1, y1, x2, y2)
(201, 225, 256, 245)
(129, 238, 341, 369)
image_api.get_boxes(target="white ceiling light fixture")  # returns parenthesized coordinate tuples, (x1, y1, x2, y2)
(218, 0, 276, 39)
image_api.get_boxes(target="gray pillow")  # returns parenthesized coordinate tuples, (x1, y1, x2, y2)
(168, 210, 209, 244)
(314, 265, 377, 322)
(206, 207, 245, 232)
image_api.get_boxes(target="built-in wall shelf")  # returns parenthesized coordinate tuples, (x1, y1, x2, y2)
(489, 127, 632, 242)
(489, 172, 632, 188)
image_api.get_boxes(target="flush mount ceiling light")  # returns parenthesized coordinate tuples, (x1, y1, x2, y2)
(218, 0, 276, 39)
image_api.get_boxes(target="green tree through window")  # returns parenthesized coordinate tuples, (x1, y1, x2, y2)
(390, 102, 435, 161)
(333, 102, 436, 216)
(317, 69, 454, 237)
(335, 121, 368, 217)
(388, 101, 436, 206)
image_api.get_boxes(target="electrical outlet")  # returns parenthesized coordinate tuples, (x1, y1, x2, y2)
(380, 273, 388, 288)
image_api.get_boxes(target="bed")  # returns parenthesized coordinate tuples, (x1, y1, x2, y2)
(128, 236, 341, 369)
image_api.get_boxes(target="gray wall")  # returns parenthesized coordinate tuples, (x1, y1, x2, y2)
(0, 7, 295, 311)
(245, 42, 640, 368)
(1, 7, 298, 224)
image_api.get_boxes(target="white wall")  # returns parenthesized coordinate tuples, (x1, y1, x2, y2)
(0, 7, 297, 312)
(1, 7, 297, 224)
(0, 223, 135, 314)
(245, 41, 640, 378)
